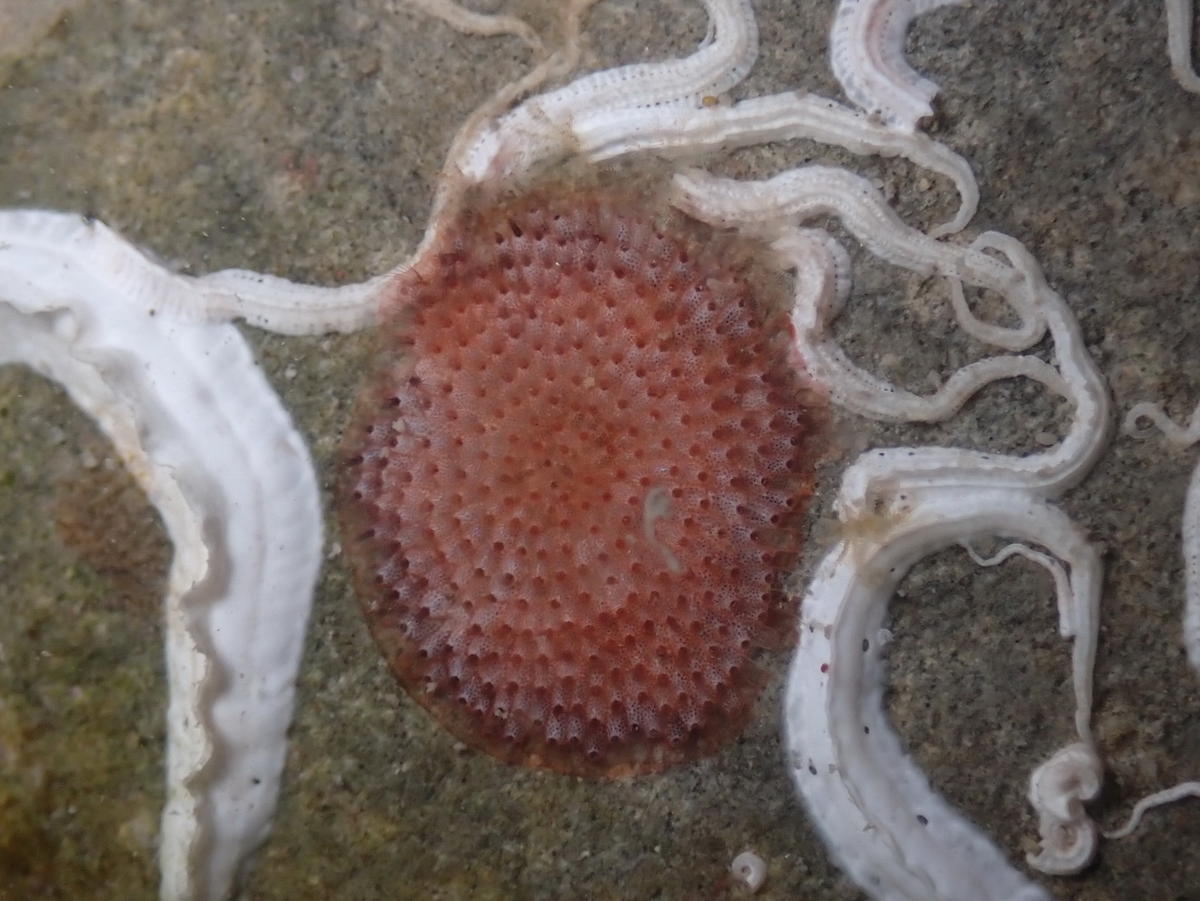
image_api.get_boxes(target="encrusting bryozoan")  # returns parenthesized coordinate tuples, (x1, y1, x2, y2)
(670, 1, 1116, 895)
(2, 0, 1198, 897)
(339, 185, 827, 776)
(671, 156, 1110, 895)
(830, 0, 968, 132)
(785, 492, 1100, 900)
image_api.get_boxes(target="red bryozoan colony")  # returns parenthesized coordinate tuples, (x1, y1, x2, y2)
(340, 186, 827, 776)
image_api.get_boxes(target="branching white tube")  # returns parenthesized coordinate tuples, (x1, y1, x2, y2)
(785, 489, 1102, 900)
(830, 0, 968, 131)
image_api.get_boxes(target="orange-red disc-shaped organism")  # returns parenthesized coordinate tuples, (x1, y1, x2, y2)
(340, 187, 825, 776)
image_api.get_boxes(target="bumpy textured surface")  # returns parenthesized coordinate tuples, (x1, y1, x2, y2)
(340, 188, 825, 776)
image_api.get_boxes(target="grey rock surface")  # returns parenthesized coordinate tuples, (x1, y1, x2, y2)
(0, 1, 1197, 899)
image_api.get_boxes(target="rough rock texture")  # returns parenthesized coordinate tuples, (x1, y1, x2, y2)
(0, 0, 85, 83)
(0, 1, 1197, 899)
